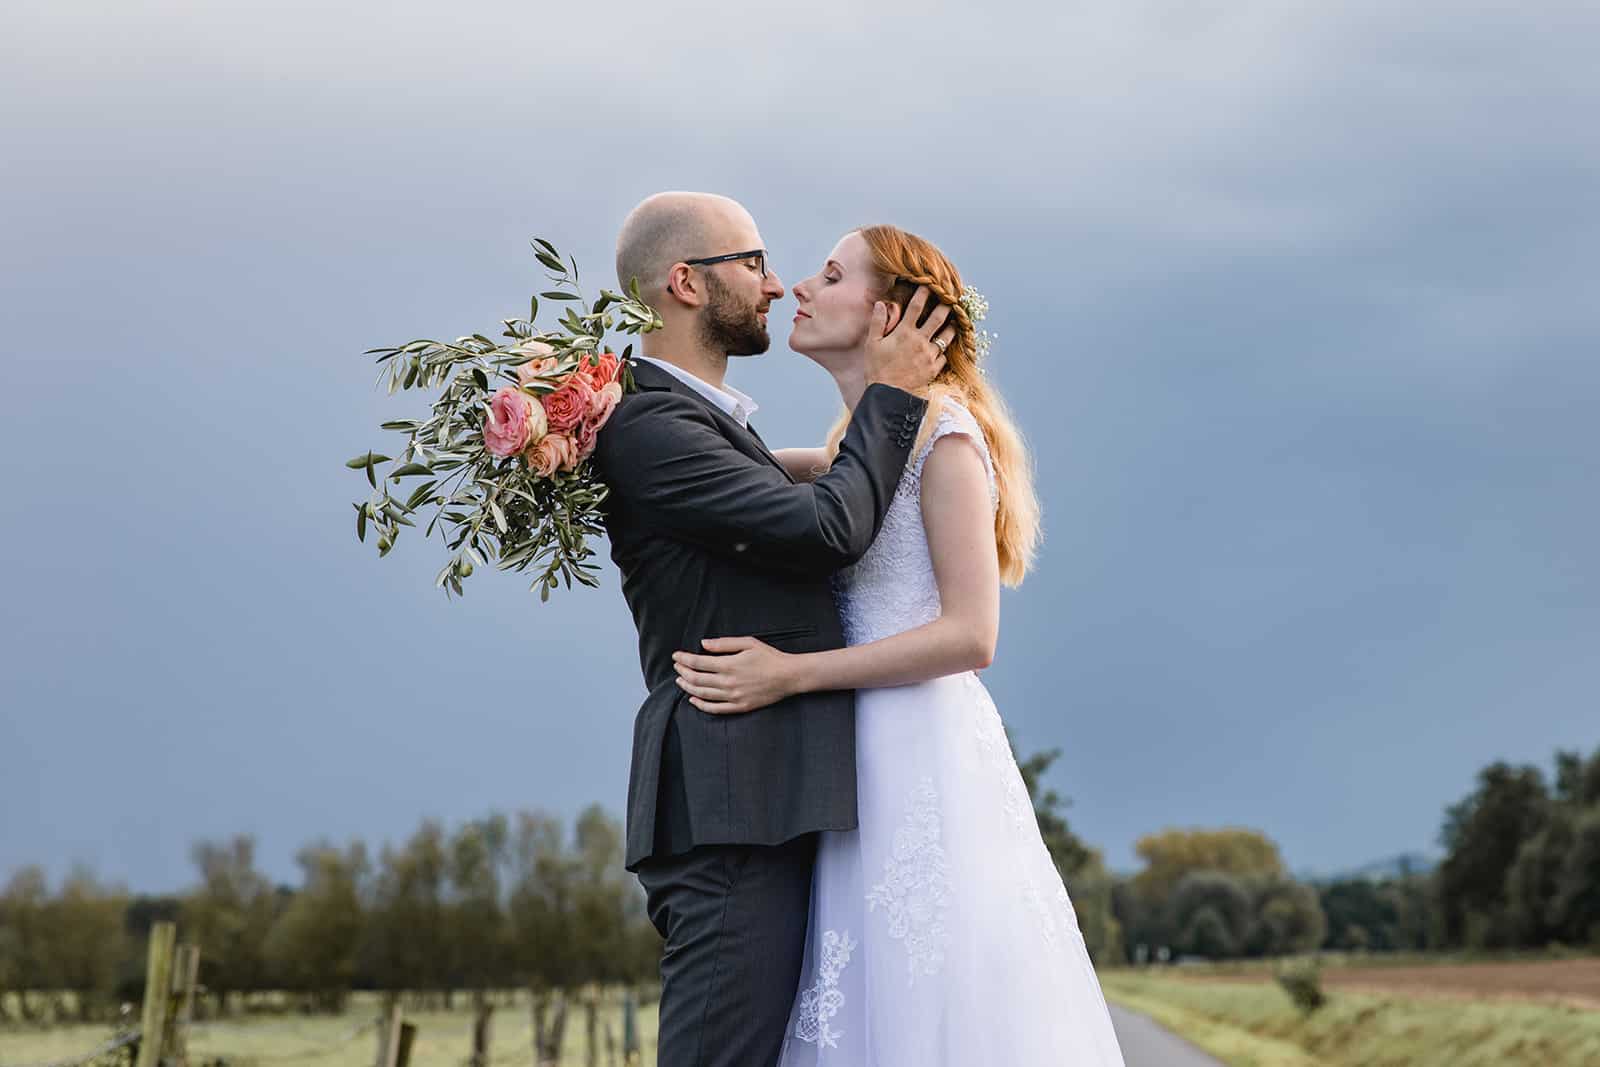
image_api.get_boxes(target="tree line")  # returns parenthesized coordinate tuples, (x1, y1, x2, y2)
(0, 805, 658, 1024)
(1098, 743, 1600, 963)
(3, 742, 1597, 1023)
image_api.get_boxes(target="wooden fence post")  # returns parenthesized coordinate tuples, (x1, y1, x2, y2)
(135, 922, 177, 1067)
(469, 994, 493, 1067)
(622, 989, 640, 1066)
(396, 1020, 417, 1067)
(167, 944, 201, 1067)
(376, 1003, 405, 1067)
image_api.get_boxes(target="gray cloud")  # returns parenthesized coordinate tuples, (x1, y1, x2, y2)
(2, 0, 1596, 889)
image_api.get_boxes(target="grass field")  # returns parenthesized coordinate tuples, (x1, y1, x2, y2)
(0, 992, 658, 1067)
(1101, 967, 1600, 1067)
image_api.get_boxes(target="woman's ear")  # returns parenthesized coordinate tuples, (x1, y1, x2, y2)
(880, 300, 904, 336)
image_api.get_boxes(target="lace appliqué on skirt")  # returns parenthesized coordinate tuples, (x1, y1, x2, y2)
(866, 776, 951, 984)
(794, 929, 857, 1049)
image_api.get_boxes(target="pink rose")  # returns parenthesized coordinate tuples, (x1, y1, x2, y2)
(586, 381, 624, 434)
(523, 432, 577, 478)
(514, 341, 560, 388)
(574, 418, 599, 461)
(541, 375, 595, 434)
(483, 387, 544, 457)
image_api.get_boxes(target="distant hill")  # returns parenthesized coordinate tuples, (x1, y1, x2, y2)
(1300, 851, 1438, 884)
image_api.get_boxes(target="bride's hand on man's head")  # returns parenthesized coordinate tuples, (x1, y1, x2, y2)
(672, 636, 801, 715)
(863, 284, 954, 396)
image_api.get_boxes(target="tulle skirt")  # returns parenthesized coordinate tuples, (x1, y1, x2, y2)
(777, 672, 1126, 1066)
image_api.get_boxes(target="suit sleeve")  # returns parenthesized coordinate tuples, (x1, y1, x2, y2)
(596, 384, 928, 576)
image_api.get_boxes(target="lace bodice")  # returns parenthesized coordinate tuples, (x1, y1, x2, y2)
(833, 401, 998, 647)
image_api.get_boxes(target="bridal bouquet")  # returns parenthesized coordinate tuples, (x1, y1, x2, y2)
(349, 238, 662, 600)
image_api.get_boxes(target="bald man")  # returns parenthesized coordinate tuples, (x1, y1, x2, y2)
(593, 192, 952, 1066)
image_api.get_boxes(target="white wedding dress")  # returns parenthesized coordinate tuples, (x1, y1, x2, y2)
(778, 401, 1126, 1066)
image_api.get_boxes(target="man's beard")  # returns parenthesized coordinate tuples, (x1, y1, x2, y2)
(699, 271, 770, 356)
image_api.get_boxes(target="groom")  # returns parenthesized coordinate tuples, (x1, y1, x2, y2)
(593, 192, 951, 1066)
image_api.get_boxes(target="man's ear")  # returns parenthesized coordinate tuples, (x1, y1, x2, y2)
(665, 264, 702, 308)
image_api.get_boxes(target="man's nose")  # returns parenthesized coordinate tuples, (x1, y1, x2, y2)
(764, 270, 786, 301)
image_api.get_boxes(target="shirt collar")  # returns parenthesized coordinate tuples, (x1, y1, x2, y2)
(635, 356, 760, 428)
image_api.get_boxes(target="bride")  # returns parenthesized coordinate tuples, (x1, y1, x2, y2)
(670, 225, 1127, 1064)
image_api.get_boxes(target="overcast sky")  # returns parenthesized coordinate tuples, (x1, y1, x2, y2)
(3, 0, 1597, 893)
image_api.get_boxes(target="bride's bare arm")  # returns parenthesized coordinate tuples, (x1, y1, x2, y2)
(772, 447, 832, 483)
(673, 433, 1000, 713)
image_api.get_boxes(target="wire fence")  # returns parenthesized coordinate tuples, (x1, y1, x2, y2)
(4, 1029, 140, 1067)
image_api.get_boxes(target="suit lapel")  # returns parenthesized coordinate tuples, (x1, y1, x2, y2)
(628, 359, 794, 482)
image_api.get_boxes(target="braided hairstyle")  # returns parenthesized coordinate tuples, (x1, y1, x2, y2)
(824, 225, 1042, 586)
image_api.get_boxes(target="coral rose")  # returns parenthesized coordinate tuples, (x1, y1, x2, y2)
(579, 351, 620, 391)
(483, 387, 542, 458)
(524, 432, 578, 478)
(541, 375, 594, 434)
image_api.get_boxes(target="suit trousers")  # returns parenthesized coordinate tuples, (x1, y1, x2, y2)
(636, 834, 818, 1067)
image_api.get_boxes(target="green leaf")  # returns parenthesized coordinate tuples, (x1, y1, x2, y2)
(389, 462, 434, 479)
(529, 294, 539, 322)
(541, 291, 580, 301)
(346, 451, 392, 469)
(355, 502, 367, 542)
(404, 480, 438, 510)
(536, 251, 565, 273)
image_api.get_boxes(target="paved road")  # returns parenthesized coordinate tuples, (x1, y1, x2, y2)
(1109, 1003, 1227, 1067)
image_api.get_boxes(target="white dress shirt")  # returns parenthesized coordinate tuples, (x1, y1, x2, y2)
(635, 356, 760, 429)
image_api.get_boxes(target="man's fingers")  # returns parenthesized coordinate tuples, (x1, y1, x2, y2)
(900, 286, 930, 331)
(918, 299, 952, 337)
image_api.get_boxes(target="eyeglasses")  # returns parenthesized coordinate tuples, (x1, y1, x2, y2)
(681, 248, 767, 279)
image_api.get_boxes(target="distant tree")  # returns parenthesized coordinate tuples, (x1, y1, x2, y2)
(1550, 808, 1600, 946)
(446, 815, 510, 1001)
(1319, 879, 1395, 950)
(182, 836, 278, 1013)
(1436, 761, 1549, 948)
(0, 867, 52, 1021)
(1132, 828, 1286, 906)
(1183, 906, 1236, 959)
(264, 841, 368, 1011)
(1246, 878, 1327, 956)
(47, 867, 129, 1021)
(1505, 814, 1575, 946)
(1169, 871, 1252, 958)
(364, 821, 450, 1001)
(1553, 745, 1600, 809)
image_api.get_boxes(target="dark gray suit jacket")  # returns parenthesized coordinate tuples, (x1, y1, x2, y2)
(594, 358, 927, 870)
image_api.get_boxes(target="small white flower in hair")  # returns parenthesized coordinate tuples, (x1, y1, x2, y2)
(960, 285, 995, 366)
